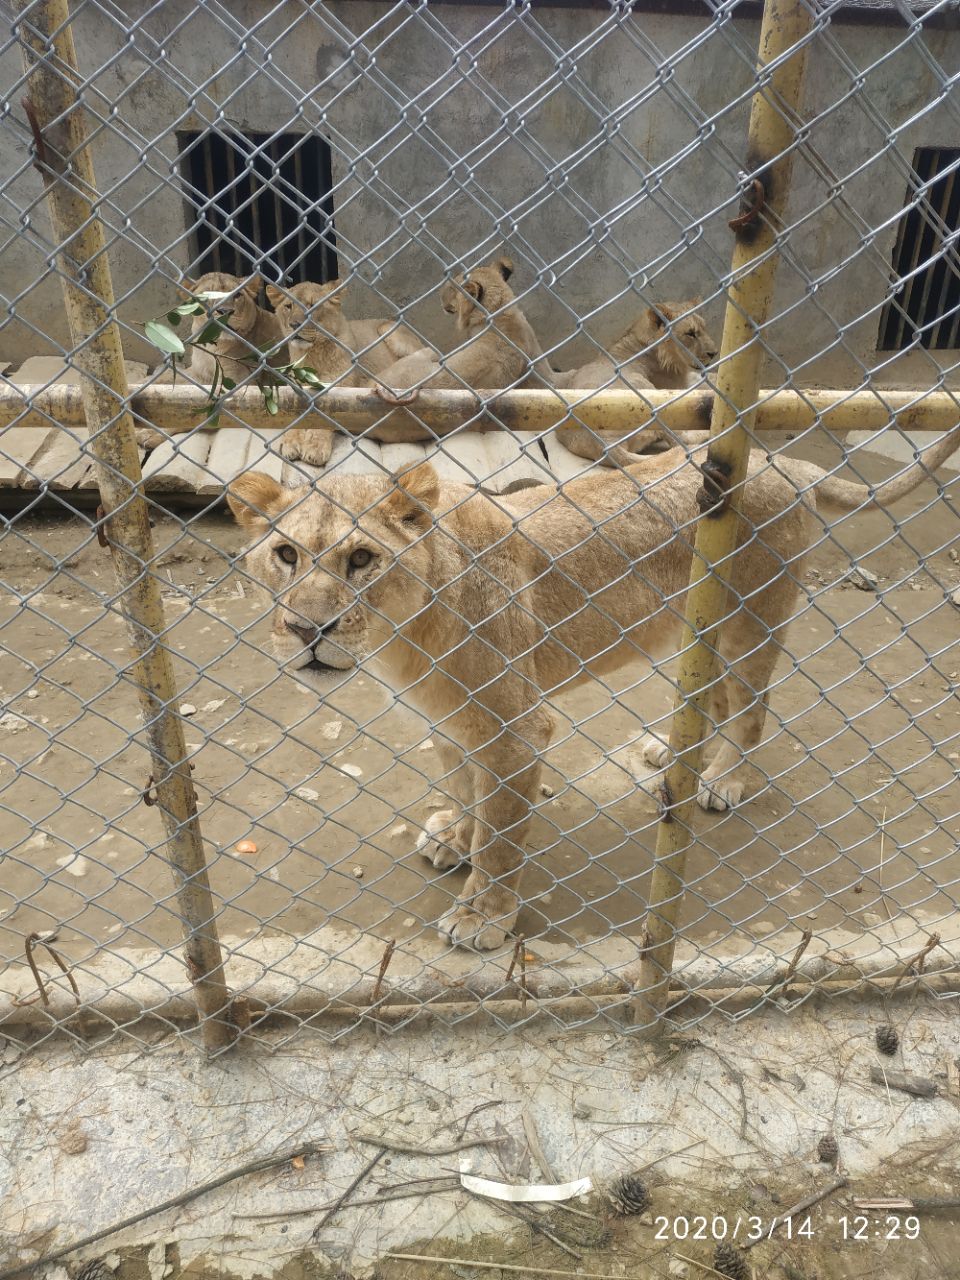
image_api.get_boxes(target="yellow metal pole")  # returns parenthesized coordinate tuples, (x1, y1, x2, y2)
(636, 0, 815, 1024)
(2, 382, 957, 436)
(17, 0, 234, 1051)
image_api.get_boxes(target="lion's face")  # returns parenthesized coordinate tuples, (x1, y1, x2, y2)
(440, 256, 515, 331)
(266, 280, 348, 348)
(187, 272, 259, 337)
(638, 301, 719, 376)
(227, 464, 440, 696)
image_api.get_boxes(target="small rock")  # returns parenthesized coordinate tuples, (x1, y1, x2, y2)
(3, 1042, 21, 1065)
(403, 916, 416, 927)
(847, 565, 878, 591)
(235, 839, 258, 856)
(949, 547, 959, 563)
(321, 720, 343, 741)
(267, 867, 280, 881)
(950, 586, 960, 609)
(0, 713, 28, 734)
(179, 703, 197, 717)
(352, 866, 364, 879)
(390, 823, 409, 839)
(25, 832, 50, 850)
(668, 1262, 688, 1278)
(340, 763, 363, 779)
(201, 698, 226, 713)
(540, 783, 554, 798)
(419, 739, 434, 751)
(58, 1123, 88, 1155)
(26, 690, 38, 700)
(293, 787, 320, 803)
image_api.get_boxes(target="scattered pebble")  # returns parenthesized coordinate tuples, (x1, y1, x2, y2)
(267, 867, 280, 882)
(57, 1124, 88, 1155)
(321, 721, 343, 741)
(540, 783, 554, 798)
(846, 565, 878, 592)
(950, 586, 960, 609)
(0, 713, 28, 734)
(294, 787, 320, 803)
(235, 839, 258, 856)
(26, 690, 38, 700)
(419, 739, 434, 751)
(390, 823, 409, 839)
(403, 916, 416, 927)
(340, 763, 363, 779)
(352, 866, 364, 879)
(201, 699, 226, 713)
(179, 703, 197, 717)
(25, 832, 50, 850)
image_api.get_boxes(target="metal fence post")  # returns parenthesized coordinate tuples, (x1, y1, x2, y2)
(636, 0, 815, 1025)
(16, 0, 234, 1051)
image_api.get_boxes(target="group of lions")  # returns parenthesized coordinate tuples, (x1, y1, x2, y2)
(184, 256, 718, 468)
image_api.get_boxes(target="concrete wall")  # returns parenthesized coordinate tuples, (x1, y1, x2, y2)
(1, 0, 958, 386)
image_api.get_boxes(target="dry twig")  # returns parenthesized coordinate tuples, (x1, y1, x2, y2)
(0, 1141, 328, 1280)
(383, 1255, 624, 1278)
(743, 1175, 848, 1251)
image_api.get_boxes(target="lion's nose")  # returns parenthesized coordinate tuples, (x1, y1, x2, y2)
(286, 619, 321, 647)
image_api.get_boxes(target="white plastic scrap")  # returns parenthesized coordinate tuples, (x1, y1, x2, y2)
(459, 1158, 592, 1202)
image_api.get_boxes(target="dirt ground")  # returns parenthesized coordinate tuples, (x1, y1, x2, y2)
(0, 438, 958, 977)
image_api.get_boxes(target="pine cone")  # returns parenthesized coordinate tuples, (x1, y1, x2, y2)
(875, 1024, 899, 1056)
(714, 1241, 749, 1280)
(607, 1173, 650, 1215)
(817, 1133, 839, 1164)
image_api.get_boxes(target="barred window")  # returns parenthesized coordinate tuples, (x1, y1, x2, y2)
(879, 146, 960, 351)
(177, 129, 337, 284)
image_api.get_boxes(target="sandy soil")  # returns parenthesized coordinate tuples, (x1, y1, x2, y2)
(0, 440, 958, 975)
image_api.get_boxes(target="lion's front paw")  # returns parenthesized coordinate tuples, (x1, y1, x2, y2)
(279, 428, 334, 467)
(416, 809, 471, 871)
(639, 732, 671, 769)
(438, 901, 515, 951)
(696, 774, 746, 813)
(136, 427, 166, 451)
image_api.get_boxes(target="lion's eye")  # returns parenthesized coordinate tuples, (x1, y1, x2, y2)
(276, 544, 298, 565)
(348, 547, 372, 570)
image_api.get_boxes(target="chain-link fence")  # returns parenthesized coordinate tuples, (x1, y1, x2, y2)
(1, 0, 958, 1055)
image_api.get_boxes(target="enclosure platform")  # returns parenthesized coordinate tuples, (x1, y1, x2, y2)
(0, 357, 595, 504)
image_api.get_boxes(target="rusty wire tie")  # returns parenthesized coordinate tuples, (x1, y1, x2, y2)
(728, 176, 765, 231)
(21, 96, 48, 174)
(13, 930, 81, 1008)
(94, 503, 110, 548)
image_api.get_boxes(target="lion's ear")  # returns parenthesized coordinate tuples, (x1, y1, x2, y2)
(463, 279, 484, 306)
(265, 284, 285, 308)
(495, 256, 514, 281)
(646, 307, 667, 330)
(227, 471, 286, 527)
(242, 276, 261, 300)
(180, 276, 197, 296)
(382, 462, 439, 531)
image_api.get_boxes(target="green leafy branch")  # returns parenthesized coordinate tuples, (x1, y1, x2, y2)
(142, 290, 325, 427)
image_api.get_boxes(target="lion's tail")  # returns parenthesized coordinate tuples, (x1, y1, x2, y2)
(814, 420, 960, 514)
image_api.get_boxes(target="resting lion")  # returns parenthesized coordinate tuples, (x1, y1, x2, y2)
(553, 301, 719, 466)
(266, 278, 427, 468)
(227, 430, 959, 950)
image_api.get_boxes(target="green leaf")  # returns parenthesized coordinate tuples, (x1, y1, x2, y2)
(262, 385, 279, 416)
(166, 311, 182, 326)
(194, 290, 232, 300)
(295, 366, 324, 387)
(222, 376, 237, 391)
(194, 318, 229, 346)
(172, 300, 206, 316)
(144, 319, 185, 356)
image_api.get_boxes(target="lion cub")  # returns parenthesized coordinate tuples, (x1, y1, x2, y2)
(376, 256, 553, 398)
(266, 279, 427, 468)
(553, 301, 718, 465)
(186, 272, 288, 387)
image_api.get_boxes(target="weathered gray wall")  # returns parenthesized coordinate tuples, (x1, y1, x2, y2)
(1, 0, 957, 385)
